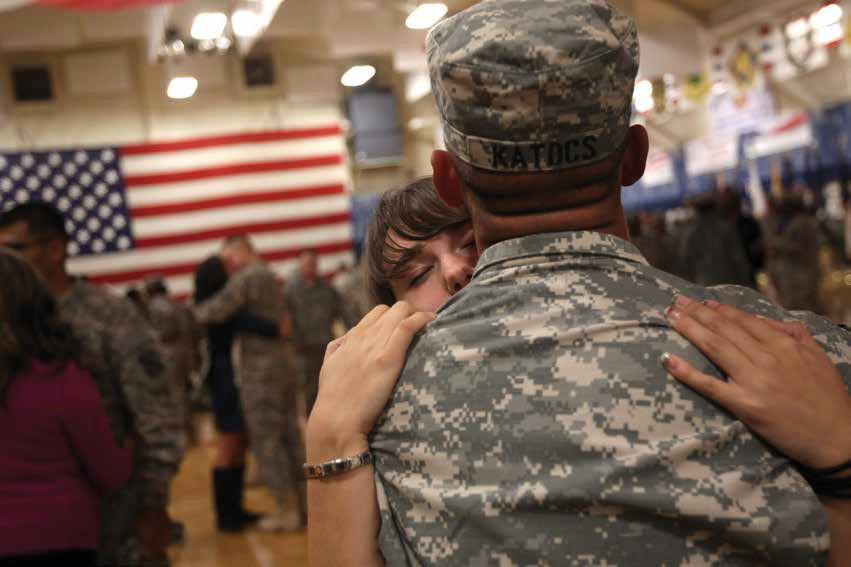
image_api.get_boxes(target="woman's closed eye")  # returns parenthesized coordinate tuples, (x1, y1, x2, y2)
(408, 266, 433, 288)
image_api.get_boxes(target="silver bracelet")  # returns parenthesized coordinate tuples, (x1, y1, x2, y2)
(303, 451, 373, 479)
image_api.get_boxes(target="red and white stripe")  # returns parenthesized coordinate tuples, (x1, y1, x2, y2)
(0, 1, 178, 12)
(67, 126, 353, 299)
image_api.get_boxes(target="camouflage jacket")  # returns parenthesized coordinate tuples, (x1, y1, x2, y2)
(147, 294, 199, 378)
(371, 231, 849, 567)
(193, 261, 292, 380)
(287, 277, 357, 348)
(59, 278, 183, 509)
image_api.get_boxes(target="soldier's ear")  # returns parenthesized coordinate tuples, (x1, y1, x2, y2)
(619, 125, 649, 187)
(431, 150, 465, 208)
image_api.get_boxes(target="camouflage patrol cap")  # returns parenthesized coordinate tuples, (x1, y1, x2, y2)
(426, 0, 639, 173)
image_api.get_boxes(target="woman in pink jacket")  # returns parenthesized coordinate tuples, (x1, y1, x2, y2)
(0, 249, 132, 566)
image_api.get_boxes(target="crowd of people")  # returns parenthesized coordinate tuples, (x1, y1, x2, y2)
(0, 0, 850, 566)
(629, 185, 847, 319)
(0, 203, 365, 565)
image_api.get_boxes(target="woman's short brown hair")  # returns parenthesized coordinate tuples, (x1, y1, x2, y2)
(363, 177, 469, 306)
(0, 250, 78, 404)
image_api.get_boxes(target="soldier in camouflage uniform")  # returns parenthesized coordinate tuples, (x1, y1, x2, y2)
(764, 193, 823, 312)
(0, 202, 183, 567)
(287, 250, 358, 416)
(193, 235, 306, 531)
(145, 277, 200, 447)
(678, 195, 753, 287)
(356, 1, 851, 565)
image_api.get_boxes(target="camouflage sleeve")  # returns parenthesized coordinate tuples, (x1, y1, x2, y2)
(193, 270, 250, 324)
(108, 301, 183, 509)
(332, 286, 359, 330)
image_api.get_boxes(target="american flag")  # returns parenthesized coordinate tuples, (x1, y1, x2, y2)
(0, 126, 354, 299)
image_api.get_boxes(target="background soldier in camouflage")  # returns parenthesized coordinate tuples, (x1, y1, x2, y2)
(193, 234, 306, 531)
(0, 202, 183, 567)
(145, 276, 201, 447)
(764, 192, 823, 312)
(677, 194, 753, 287)
(365, 1, 851, 565)
(287, 250, 358, 416)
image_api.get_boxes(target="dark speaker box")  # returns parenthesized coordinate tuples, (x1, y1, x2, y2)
(11, 65, 53, 102)
(242, 55, 275, 87)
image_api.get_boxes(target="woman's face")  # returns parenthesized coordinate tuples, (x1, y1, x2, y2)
(388, 222, 478, 313)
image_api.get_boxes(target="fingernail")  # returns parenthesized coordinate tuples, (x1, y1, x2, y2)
(705, 300, 720, 309)
(665, 307, 682, 321)
(660, 352, 677, 369)
(673, 295, 692, 308)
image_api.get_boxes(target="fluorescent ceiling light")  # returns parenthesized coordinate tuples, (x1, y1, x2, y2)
(167, 76, 198, 99)
(191, 12, 227, 40)
(232, 9, 260, 37)
(785, 18, 809, 39)
(634, 96, 654, 114)
(634, 79, 653, 99)
(406, 3, 448, 29)
(810, 3, 843, 30)
(341, 65, 376, 87)
(405, 72, 431, 102)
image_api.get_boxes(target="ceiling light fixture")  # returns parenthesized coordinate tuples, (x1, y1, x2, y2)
(191, 12, 228, 41)
(215, 36, 232, 51)
(814, 22, 844, 46)
(341, 65, 376, 87)
(785, 17, 810, 39)
(167, 76, 198, 99)
(232, 9, 260, 37)
(634, 79, 653, 99)
(170, 39, 185, 55)
(406, 3, 448, 29)
(634, 96, 654, 114)
(810, 3, 843, 30)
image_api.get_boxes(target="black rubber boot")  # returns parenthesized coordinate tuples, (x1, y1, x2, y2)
(213, 467, 245, 532)
(234, 464, 263, 526)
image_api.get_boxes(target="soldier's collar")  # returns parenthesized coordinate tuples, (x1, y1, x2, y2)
(473, 231, 648, 278)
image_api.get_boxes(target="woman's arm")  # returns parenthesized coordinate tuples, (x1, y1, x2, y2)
(62, 364, 134, 492)
(662, 296, 851, 566)
(306, 303, 434, 567)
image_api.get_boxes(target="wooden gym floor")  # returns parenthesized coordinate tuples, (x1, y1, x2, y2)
(167, 416, 308, 567)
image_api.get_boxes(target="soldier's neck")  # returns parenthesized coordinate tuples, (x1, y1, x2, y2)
(469, 190, 631, 251)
